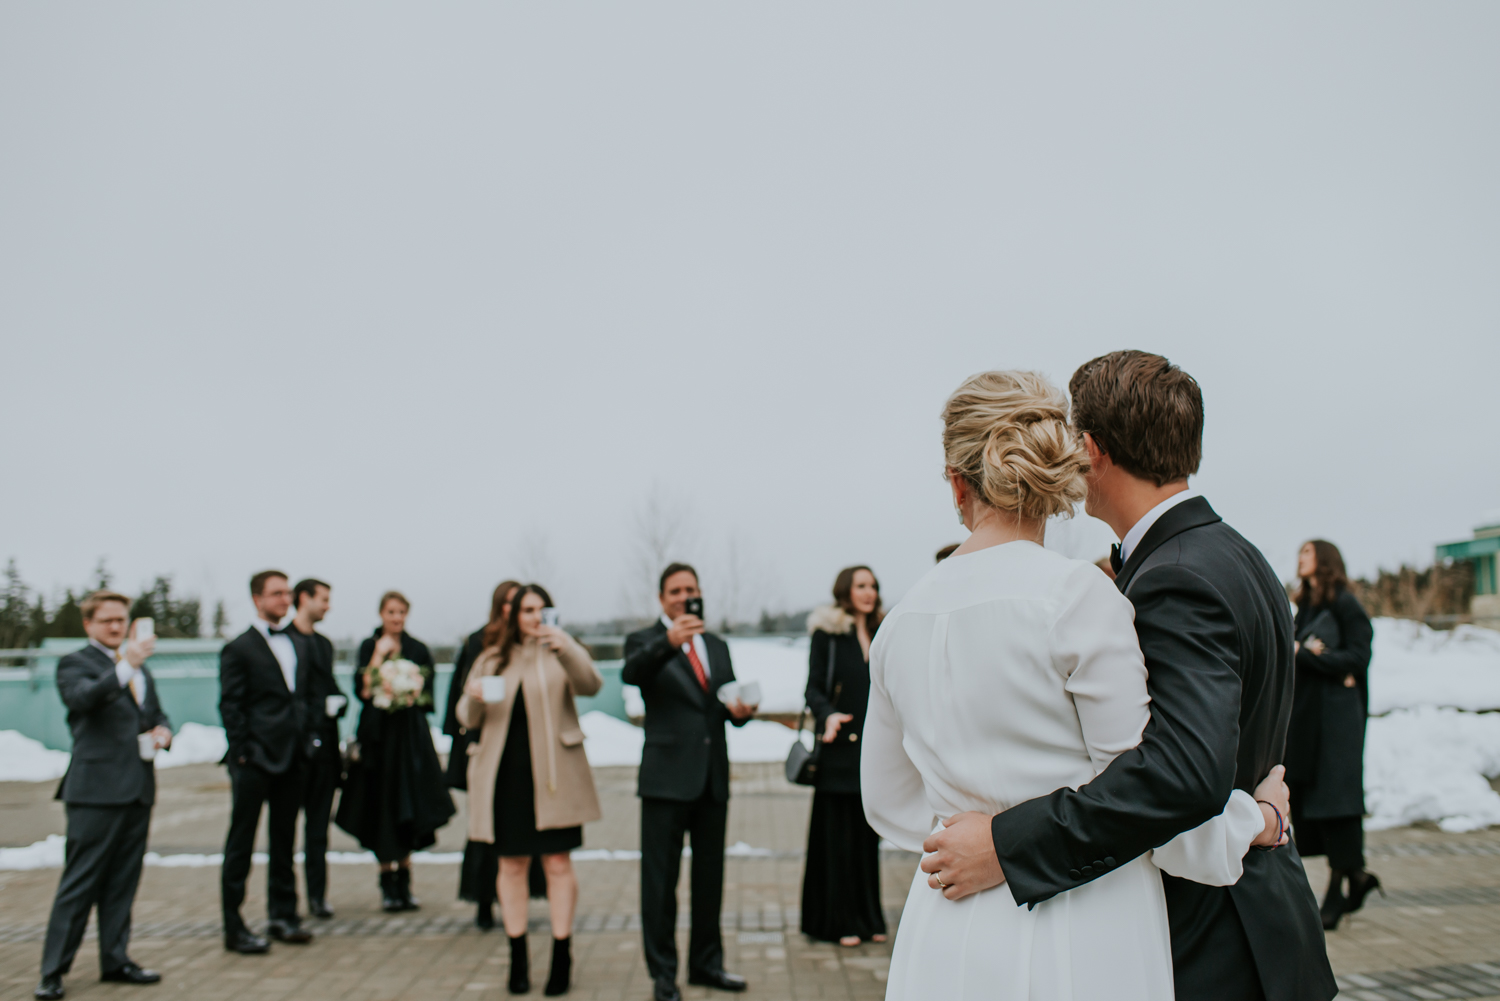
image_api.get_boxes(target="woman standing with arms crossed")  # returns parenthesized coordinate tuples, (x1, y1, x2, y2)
(459, 585, 603, 996)
(1286, 540, 1378, 930)
(336, 591, 456, 911)
(447, 580, 521, 929)
(800, 566, 889, 947)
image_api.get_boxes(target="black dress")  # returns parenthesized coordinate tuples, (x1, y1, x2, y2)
(335, 630, 456, 862)
(1286, 589, 1374, 871)
(492, 689, 583, 856)
(799, 620, 886, 943)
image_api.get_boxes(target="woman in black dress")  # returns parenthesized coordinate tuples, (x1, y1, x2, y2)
(335, 590, 456, 912)
(447, 580, 521, 928)
(1286, 540, 1378, 930)
(800, 565, 888, 947)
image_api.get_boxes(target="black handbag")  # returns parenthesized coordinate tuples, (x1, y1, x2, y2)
(786, 636, 837, 786)
(1297, 608, 1342, 650)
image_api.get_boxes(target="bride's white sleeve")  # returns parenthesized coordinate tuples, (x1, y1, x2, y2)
(1150, 791, 1263, 886)
(860, 627, 933, 853)
(1051, 564, 1259, 885)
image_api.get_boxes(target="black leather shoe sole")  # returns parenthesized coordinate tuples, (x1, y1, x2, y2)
(33, 979, 64, 1000)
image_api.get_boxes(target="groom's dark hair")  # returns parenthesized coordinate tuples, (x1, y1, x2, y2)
(1069, 351, 1202, 486)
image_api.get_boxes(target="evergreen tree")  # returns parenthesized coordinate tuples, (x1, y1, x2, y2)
(0, 559, 32, 649)
(212, 600, 228, 639)
(132, 576, 201, 638)
(50, 591, 86, 638)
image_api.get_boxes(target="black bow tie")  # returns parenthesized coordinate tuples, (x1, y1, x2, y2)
(268, 626, 290, 636)
(1110, 544, 1123, 574)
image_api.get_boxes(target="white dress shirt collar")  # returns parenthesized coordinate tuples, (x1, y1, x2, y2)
(251, 618, 298, 691)
(88, 637, 121, 661)
(1119, 489, 1200, 566)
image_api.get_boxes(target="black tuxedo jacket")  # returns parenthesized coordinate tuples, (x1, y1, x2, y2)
(291, 626, 344, 754)
(622, 621, 748, 803)
(219, 625, 314, 775)
(990, 497, 1335, 1001)
(54, 644, 170, 806)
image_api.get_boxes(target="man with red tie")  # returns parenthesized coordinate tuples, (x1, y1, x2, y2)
(623, 564, 756, 1001)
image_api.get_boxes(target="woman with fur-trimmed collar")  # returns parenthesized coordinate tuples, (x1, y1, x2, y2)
(799, 566, 889, 947)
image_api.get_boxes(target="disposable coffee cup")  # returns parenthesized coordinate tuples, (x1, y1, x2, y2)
(325, 694, 347, 718)
(716, 681, 741, 705)
(138, 732, 158, 761)
(480, 676, 506, 703)
(737, 681, 762, 706)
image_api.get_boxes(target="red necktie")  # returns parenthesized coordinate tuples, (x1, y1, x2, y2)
(684, 643, 709, 692)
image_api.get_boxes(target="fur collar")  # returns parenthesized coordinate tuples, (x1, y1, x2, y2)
(807, 604, 854, 636)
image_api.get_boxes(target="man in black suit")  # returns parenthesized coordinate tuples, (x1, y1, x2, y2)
(623, 564, 756, 1001)
(288, 578, 344, 920)
(35, 591, 171, 1001)
(218, 570, 316, 953)
(920, 351, 1336, 1001)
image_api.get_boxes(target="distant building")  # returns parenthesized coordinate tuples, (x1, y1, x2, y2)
(1436, 515, 1500, 628)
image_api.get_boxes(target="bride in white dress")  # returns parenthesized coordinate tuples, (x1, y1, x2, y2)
(862, 371, 1273, 1001)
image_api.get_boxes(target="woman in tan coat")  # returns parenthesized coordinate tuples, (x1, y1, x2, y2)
(458, 584, 602, 996)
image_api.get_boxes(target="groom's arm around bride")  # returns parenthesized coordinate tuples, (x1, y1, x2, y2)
(921, 352, 1334, 1001)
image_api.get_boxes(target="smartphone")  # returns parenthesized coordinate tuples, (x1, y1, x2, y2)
(684, 597, 704, 620)
(541, 608, 560, 628)
(135, 617, 155, 641)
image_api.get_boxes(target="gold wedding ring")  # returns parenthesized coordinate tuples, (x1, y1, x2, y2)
(934, 875, 950, 889)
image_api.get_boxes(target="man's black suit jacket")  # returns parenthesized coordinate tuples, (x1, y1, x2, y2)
(55, 644, 170, 806)
(622, 622, 748, 803)
(990, 497, 1336, 1001)
(291, 626, 344, 757)
(219, 626, 314, 775)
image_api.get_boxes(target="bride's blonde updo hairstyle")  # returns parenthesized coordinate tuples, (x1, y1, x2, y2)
(941, 370, 1090, 522)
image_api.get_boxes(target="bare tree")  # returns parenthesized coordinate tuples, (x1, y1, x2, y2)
(622, 484, 697, 617)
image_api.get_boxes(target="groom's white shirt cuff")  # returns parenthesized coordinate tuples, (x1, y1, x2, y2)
(1150, 789, 1263, 886)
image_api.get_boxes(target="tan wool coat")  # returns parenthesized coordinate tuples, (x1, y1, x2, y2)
(457, 634, 604, 842)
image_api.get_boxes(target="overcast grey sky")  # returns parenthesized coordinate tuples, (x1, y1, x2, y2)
(3, 4, 1497, 643)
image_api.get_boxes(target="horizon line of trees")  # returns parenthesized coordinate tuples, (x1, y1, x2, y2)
(1, 559, 226, 650)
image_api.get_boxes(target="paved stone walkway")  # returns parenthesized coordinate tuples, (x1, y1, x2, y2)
(2, 762, 1498, 1000)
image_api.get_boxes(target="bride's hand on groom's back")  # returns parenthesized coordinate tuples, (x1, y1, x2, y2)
(1250, 765, 1291, 848)
(920, 812, 1006, 900)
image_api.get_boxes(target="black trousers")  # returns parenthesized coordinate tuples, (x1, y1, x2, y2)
(640, 795, 727, 982)
(302, 749, 341, 903)
(222, 759, 305, 938)
(41, 803, 151, 978)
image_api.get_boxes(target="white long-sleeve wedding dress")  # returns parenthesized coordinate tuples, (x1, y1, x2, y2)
(862, 541, 1263, 1001)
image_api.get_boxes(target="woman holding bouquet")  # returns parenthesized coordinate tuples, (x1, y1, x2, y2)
(335, 590, 456, 912)
(458, 584, 603, 996)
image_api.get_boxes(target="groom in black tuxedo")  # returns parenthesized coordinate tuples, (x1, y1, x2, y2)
(623, 564, 755, 1001)
(922, 351, 1335, 1001)
(218, 570, 316, 953)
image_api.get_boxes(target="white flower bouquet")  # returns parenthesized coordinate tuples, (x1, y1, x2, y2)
(367, 657, 428, 711)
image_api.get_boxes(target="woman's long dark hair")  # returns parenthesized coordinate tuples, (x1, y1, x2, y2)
(497, 584, 554, 669)
(1295, 540, 1349, 609)
(833, 565, 884, 631)
(481, 580, 522, 650)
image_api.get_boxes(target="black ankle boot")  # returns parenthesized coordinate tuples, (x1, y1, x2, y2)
(476, 900, 495, 930)
(397, 867, 420, 911)
(544, 936, 571, 996)
(1345, 869, 1384, 913)
(1320, 870, 1347, 930)
(379, 870, 402, 912)
(509, 934, 530, 994)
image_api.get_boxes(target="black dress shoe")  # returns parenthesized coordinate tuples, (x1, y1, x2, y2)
(34, 975, 64, 1000)
(308, 898, 335, 920)
(688, 970, 747, 992)
(225, 930, 270, 954)
(101, 962, 161, 984)
(651, 977, 681, 1001)
(266, 919, 314, 944)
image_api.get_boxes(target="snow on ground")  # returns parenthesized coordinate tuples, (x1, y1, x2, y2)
(1365, 705, 1500, 832)
(1368, 618, 1500, 714)
(580, 709, 803, 766)
(622, 637, 811, 719)
(154, 722, 228, 769)
(0, 731, 70, 782)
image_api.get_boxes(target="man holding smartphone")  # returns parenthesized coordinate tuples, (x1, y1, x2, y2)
(622, 564, 756, 1001)
(36, 592, 171, 1000)
(289, 578, 344, 921)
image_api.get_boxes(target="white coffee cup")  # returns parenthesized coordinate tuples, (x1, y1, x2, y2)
(138, 732, 158, 761)
(737, 680, 762, 706)
(325, 694, 347, 718)
(716, 681, 741, 705)
(480, 676, 506, 703)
